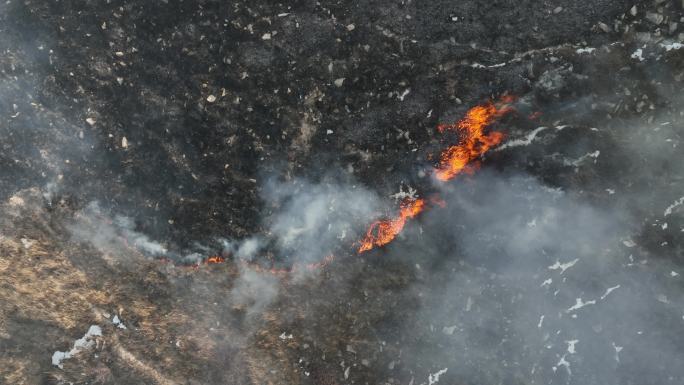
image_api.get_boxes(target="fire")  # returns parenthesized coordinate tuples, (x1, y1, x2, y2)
(154, 97, 515, 268)
(357, 198, 425, 253)
(206, 255, 225, 264)
(158, 252, 336, 277)
(355, 97, 513, 253)
(434, 100, 511, 181)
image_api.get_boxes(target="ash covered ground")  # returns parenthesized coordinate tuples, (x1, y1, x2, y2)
(1, 0, 684, 384)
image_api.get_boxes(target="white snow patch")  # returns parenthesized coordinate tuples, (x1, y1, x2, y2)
(548, 258, 579, 274)
(20, 238, 35, 249)
(566, 339, 579, 354)
(664, 196, 684, 216)
(428, 368, 448, 385)
(600, 285, 620, 300)
(622, 239, 637, 248)
(496, 126, 548, 151)
(656, 294, 669, 303)
(279, 332, 293, 340)
(631, 48, 644, 61)
(565, 151, 600, 167)
(566, 298, 596, 313)
(112, 315, 127, 330)
(52, 325, 102, 369)
(662, 42, 683, 51)
(470, 62, 507, 69)
(552, 355, 571, 375)
(576, 47, 596, 54)
(612, 342, 623, 362)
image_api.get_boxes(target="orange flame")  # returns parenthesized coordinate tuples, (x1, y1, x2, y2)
(206, 255, 225, 264)
(155, 97, 515, 268)
(434, 101, 511, 181)
(358, 198, 425, 253)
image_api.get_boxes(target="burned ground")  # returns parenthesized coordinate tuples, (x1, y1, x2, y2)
(1, 0, 683, 384)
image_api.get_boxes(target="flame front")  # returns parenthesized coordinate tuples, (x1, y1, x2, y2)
(156, 98, 514, 269)
(356, 98, 512, 254)
(357, 198, 425, 253)
(434, 101, 509, 181)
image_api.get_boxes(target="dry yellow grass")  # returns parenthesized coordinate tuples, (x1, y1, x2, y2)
(0, 189, 369, 385)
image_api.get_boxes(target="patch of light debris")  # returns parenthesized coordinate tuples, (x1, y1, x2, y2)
(52, 325, 102, 369)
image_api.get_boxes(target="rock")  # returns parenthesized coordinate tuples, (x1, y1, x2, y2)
(598, 22, 612, 33)
(669, 22, 678, 34)
(646, 12, 664, 25)
(334, 78, 345, 87)
(206, 95, 217, 103)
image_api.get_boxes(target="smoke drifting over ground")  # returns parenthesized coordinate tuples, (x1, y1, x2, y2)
(262, 178, 381, 263)
(386, 171, 683, 384)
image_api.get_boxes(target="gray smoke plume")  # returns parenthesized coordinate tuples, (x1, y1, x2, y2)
(261, 178, 382, 264)
(381, 170, 684, 385)
(68, 202, 168, 259)
(364, 40, 684, 385)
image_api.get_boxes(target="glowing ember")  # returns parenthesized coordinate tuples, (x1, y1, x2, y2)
(206, 255, 225, 264)
(434, 100, 511, 181)
(246, 254, 336, 276)
(358, 198, 425, 253)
